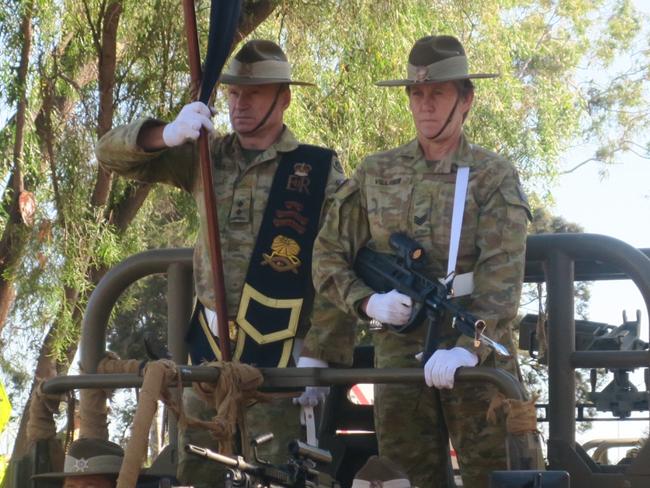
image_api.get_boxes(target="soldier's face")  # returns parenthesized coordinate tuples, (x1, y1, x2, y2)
(63, 474, 114, 488)
(227, 84, 290, 135)
(408, 81, 473, 141)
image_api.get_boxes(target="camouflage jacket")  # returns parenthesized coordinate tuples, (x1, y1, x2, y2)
(305, 134, 531, 363)
(96, 120, 352, 354)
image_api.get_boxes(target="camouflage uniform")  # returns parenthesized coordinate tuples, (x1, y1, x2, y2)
(304, 135, 531, 487)
(96, 120, 353, 487)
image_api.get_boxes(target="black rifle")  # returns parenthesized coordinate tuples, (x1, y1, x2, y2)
(353, 232, 511, 360)
(186, 434, 340, 488)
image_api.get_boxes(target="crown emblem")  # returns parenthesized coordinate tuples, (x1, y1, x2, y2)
(293, 163, 312, 177)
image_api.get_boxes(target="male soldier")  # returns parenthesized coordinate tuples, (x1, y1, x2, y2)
(32, 438, 158, 488)
(299, 35, 531, 487)
(96, 39, 351, 487)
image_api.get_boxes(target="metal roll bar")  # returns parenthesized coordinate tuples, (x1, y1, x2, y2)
(526, 233, 650, 488)
(42, 366, 525, 400)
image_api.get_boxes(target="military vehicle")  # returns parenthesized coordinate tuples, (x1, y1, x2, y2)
(4, 232, 647, 488)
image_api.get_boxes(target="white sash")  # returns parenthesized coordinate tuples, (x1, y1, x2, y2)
(445, 167, 473, 297)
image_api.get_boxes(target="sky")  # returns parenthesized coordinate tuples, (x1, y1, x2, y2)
(547, 1, 650, 448)
(548, 146, 650, 461)
(543, 0, 650, 461)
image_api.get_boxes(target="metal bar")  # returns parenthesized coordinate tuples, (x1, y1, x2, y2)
(525, 248, 650, 283)
(526, 234, 650, 315)
(41, 366, 525, 400)
(80, 249, 192, 374)
(166, 262, 193, 445)
(546, 249, 576, 451)
(571, 351, 650, 369)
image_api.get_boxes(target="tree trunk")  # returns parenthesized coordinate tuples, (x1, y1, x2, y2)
(3, 0, 280, 477)
(90, 0, 122, 209)
(0, 0, 35, 334)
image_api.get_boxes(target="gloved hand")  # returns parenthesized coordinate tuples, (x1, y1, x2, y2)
(365, 289, 413, 325)
(162, 101, 215, 147)
(424, 347, 479, 389)
(293, 356, 330, 407)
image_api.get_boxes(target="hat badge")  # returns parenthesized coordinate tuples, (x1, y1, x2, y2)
(72, 458, 90, 472)
(369, 482, 384, 488)
(415, 66, 428, 82)
(239, 63, 254, 77)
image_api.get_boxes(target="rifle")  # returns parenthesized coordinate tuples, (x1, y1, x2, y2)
(353, 232, 511, 360)
(186, 433, 340, 488)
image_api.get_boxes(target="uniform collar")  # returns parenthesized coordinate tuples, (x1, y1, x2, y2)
(402, 133, 477, 174)
(228, 125, 300, 171)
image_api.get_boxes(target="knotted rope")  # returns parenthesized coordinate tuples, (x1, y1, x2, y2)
(116, 359, 180, 488)
(187, 361, 268, 456)
(27, 381, 63, 442)
(79, 351, 142, 439)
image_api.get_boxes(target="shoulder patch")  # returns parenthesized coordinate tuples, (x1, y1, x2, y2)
(332, 157, 345, 175)
(499, 181, 533, 222)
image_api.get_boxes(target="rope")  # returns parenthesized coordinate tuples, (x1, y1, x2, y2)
(26, 381, 63, 442)
(117, 359, 179, 488)
(79, 352, 141, 439)
(188, 361, 268, 455)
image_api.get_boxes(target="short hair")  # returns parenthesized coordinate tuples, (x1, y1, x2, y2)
(453, 79, 474, 100)
(404, 79, 474, 99)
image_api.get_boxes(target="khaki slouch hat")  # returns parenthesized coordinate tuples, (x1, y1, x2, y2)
(376, 34, 498, 86)
(32, 438, 158, 482)
(352, 455, 414, 488)
(220, 39, 314, 86)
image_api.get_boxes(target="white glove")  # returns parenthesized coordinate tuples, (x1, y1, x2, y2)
(203, 307, 219, 337)
(162, 101, 215, 147)
(365, 289, 413, 325)
(424, 347, 479, 389)
(293, 357, 329, 407)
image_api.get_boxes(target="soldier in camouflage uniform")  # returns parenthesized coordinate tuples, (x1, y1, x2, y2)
(96, 40, 352, 488)
(300, 35, 532, 487)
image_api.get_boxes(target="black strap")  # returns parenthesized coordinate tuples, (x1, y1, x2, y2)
(425, 92, 461, 141)
(238, 85, 284, 135)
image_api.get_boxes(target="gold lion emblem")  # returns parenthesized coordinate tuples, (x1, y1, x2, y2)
(261, 235, 301, 273)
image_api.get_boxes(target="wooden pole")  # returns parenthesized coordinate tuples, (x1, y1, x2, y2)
(181, 0, 231, 360)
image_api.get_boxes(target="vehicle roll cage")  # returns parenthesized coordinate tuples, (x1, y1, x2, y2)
(42, 233, 650, 487)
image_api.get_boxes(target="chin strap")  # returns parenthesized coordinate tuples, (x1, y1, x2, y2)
(238, 85, 284, 135)
(425, 91, 461, 141)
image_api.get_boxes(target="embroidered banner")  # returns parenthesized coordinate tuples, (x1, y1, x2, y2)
(186, 145, 333, 367)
